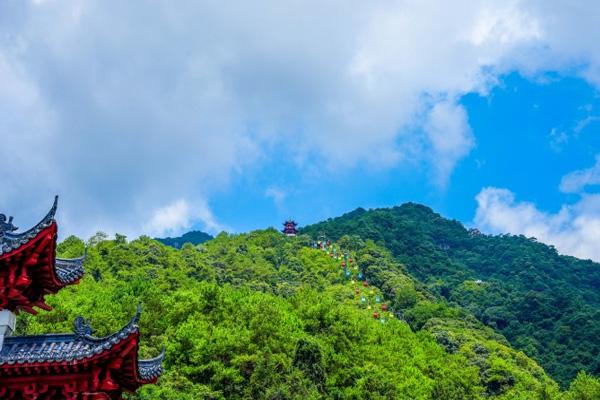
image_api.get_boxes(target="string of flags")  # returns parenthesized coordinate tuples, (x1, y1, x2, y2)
(310, 238, 396, 324)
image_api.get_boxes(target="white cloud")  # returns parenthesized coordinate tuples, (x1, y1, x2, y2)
(560, 155, 600, 193)
(193, 198, 229, 235)
(520, 1, 600, 86)
(475, 187, 600, 261)
(144, 199, 226, 237)
(573, 116, 600, 135)
(144, 200, 193, 237)
(265, 187, 287, 209)
(469, 2, 542, 46)
(549, 115, 600, 152)
(2, 1, 600, 237)
(424, 100, 474, 187)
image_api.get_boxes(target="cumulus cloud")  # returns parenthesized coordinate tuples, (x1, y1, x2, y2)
(521, 1, 600, 86)
(144, 200, 193, 237)
(144, 199, 226, 237)
(2, 0, 600, 237)
(193, 199, 229, 235)
(475, 187, 600, 261)
(424, 100, 474, 187)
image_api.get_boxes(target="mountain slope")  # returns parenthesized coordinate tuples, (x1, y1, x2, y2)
(16, 231, 592, 399)
(156, 230, 213, 249)
(300, 203, 600, 387)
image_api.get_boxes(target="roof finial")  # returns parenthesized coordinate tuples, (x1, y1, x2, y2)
(0, 214, 18, 236)
(49, 195, 59, 220)
(133, 303, 143, 325)
(73, 316, 94, 339)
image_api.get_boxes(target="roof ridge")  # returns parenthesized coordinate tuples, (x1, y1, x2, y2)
(74, 303, 141, 343)
(0, 196, 58, 256)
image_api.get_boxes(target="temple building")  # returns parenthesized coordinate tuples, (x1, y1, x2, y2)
(282, 220, 298, 236)
(0, 197, 163, 399)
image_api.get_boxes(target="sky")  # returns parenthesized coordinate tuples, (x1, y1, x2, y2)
(1, 1, 600, 261)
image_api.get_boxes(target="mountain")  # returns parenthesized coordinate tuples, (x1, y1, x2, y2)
(300, 203, 600, 388)
(155, 230, 213, 249)
(18, 231, 600, 399)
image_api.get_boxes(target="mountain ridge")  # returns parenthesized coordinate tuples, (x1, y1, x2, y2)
(24, 228, 590, 399)
(155, 230, 213, 249)
(300, 202, 600, 387)
(19, 202, 599, 398)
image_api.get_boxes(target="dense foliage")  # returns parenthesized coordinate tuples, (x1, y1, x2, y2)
(301, 204, 600, 388)
(156, 230, 213, 249)
(16, 230, 598, 398)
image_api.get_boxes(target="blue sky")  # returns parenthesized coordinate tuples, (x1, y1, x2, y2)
(212, 72, 600, 229)
(2, 1, 600, 261)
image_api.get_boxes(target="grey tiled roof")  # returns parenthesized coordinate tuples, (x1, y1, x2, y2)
(0, 305, 164, 381)
(0, 196, 57, 256)
(0, 333, 108, 365)
(138, 349, 166, 381)
(55, 255, 86, 285)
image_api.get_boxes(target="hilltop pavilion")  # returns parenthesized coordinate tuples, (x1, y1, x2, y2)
(282, 220, 298, 236)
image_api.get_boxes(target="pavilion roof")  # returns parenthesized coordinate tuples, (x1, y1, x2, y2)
(0, 196, 57, 256)
(0, 305, 164, 383)
(0, 196, 85, 313)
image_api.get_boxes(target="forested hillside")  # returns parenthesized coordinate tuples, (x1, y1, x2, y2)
(301, 204, 600, 388)
(15, 230, 599, 399)
(7, 230, 600, 400)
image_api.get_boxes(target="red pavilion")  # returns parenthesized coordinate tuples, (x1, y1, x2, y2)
(0, 197, 163, 399)
(282, 220, 298, 236)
